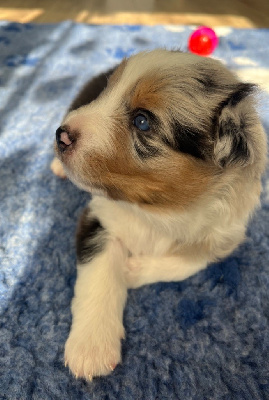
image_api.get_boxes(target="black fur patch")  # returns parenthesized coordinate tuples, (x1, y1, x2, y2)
(69, 67, 116, 111)
(212, 83, 255, 167)
(218, 117, 250, 167)
(216, 83, 256, 113)
(228, 83, 256, 107)
(76, 209, 107, 264)
(194, 73, 217, 92)
(165, 122, 210, 160)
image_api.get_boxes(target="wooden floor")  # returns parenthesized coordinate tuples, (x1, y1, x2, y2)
(0, 0, 269, 28)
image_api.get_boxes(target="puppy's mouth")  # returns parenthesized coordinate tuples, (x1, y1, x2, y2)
(56, 127, 75, 153)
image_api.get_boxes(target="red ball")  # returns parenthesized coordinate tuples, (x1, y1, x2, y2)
(188, 26, 218, 56)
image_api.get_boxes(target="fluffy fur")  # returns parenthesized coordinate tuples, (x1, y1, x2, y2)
(51, 49, 267, 380)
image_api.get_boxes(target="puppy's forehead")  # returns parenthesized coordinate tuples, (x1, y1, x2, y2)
(64, 49, 233, 126)
(104, 50, 233, 111)
(119, 50, 228, 83)
(118, 50, 199, 85)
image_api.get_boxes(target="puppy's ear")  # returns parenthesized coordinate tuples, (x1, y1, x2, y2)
(213, 83, 256, 168)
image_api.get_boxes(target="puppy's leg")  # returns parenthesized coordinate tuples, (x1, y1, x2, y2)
(125, 255, 209, 289)
(50, 157, 67, 178)
(65, 211, 128, 380)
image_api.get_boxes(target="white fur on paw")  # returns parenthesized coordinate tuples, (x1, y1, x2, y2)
(64, 322, 124, 380)
(50, 158, 67, 179)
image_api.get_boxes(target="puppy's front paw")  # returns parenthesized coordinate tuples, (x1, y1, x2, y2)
(64, 322, 124, 380)
(50, 157, 67, 179)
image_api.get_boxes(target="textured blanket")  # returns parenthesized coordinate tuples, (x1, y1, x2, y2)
(0, 22, 269, 400)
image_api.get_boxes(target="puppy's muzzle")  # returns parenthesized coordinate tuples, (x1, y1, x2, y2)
(56, 126, 75, 152)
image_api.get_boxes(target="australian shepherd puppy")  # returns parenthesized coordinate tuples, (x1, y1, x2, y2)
(51, 49, 267, 380)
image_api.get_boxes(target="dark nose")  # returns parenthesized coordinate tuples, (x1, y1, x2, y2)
(56, 126, 73, 152)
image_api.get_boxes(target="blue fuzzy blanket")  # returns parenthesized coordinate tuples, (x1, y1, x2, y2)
(0, 22, 269, 399)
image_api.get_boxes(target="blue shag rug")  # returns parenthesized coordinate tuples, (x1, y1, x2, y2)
(0, 22, 269, 400)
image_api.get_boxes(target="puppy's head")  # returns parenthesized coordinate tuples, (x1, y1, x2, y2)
(55, 50, 262, 210)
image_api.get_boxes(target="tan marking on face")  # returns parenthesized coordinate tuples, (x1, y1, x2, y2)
(95, 152, 215, 211)
(73, 114, 216, 211)
(129, 72, 169, 111)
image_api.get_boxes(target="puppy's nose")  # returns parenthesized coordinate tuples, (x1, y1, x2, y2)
(56, 126, 74, 152)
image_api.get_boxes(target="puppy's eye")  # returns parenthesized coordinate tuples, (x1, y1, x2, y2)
(133, 114, 150, 131)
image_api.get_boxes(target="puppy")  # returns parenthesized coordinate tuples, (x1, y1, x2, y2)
(51, 49, 267, 380)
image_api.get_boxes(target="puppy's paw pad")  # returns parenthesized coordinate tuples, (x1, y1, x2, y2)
(50, 158, 67, 179)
